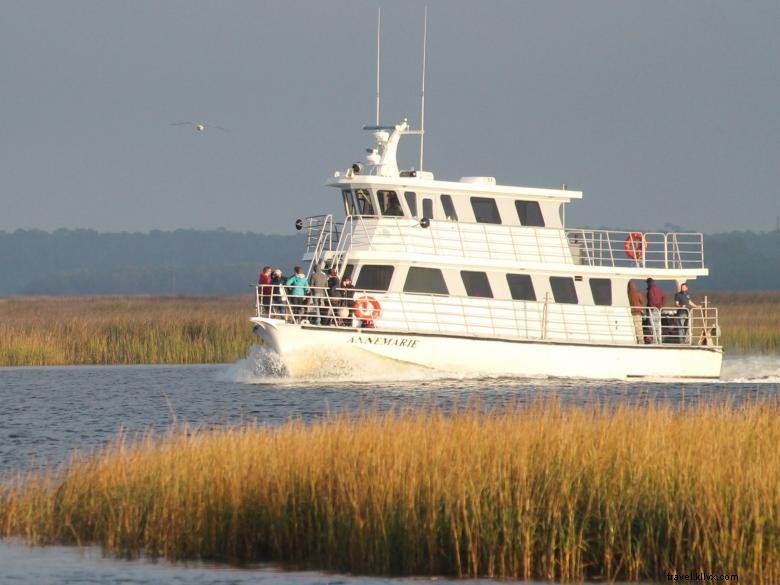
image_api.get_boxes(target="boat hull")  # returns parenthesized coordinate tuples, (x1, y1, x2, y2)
(250, 318, 723, 380)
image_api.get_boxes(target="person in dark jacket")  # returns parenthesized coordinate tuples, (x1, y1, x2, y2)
(646, 278, 666, 343)
(331, 276, 355, 326)
(674, 282, 700, 343)
(270, 269, 285, 318)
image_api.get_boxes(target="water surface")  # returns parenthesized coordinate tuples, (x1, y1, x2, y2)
(0, 349, 777, 584)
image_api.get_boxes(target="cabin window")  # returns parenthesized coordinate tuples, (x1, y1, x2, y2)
(422, 198, 434, 219)
(404, 267, 448, 295)
(404, 191, 418, 217)
(516, 201, 545, 227)
(550, 276, 578, 304)
(354, 188, 375, 215)
(461, 271, 493, 298)
(342, 190, 357, 216)
(441, 194, 458, 220)
(470, 197, 501, 224)
(506, 274, 536, 301)
(355, 265, 394, 292)
(342, 264, 355, 281)
(378, 190, 403, 217)
(589, 278, 612, 306)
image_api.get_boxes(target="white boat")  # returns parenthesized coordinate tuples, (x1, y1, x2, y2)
(251, 120, 722, 379)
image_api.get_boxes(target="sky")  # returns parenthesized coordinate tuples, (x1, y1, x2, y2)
(1, 1, 778, 235)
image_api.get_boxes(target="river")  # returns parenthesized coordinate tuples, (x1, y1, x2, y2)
(0, 349, 778, 584)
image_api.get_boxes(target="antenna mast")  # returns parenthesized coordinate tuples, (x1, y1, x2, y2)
(375, 7, 381, 125)
(419, 6, 428, 171)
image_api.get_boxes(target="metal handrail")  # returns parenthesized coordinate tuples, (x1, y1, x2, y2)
(254, 286, 720, 348)
(299, 214, 705, 270)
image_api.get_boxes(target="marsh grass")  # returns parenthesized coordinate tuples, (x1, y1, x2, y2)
(1, 402, 778, 582)
(0, 296, 255, 366)
(0, 292, 777, 366)
(707, 292, 780, 354)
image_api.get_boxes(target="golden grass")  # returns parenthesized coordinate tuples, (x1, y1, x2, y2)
(1, 402, 778, 582)
(0, 296, 255, 366)
(707, 292, 780, 355)
(0, 292, 777, 366)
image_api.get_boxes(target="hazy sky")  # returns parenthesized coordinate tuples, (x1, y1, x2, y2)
(1, 1, 778, 235)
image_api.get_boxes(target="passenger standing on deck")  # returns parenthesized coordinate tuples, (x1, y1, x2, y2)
(627, 280, 645, 343)
(310, 261, 328, 325)
(674, 282, 699, 343)
(285, 266, 310, 321)
(646, 278, 666, 343)
(270, 269, 284, 318)
(258, 266, 272, 315)
(337, 276, 355, 326)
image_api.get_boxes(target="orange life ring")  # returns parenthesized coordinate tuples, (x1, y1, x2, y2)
(624, 232, 647, 260)
(353, 296, 382, 320)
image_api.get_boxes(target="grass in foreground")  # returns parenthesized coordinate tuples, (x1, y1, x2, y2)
(1, 402, 778, 582)
(0, 296, 255, 366)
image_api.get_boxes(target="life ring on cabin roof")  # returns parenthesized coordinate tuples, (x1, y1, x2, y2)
(353, 296, 382, 320)
(624, 232, 648, 260)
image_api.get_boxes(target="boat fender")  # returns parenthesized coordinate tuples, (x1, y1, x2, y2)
(624, 232, 647, 260)
(353, 296, 382, 321)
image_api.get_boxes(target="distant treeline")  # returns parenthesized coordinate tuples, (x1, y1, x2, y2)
(0, 228, 777, 295)
(0, 229, 301, 296)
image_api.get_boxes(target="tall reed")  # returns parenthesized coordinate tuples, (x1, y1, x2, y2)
(0, 296, 254, 366)
(0, 292, 777, 366)
(707, 292, 780, 354)
(1, 402, 777, 582)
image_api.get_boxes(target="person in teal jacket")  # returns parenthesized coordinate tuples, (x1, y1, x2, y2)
(285, 266, 310, 319)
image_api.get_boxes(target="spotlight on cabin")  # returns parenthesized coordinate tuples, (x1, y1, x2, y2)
(419, 217, 430, 229)
(295, 219, 303, 231)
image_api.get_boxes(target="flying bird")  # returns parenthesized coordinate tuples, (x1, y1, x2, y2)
(170, 121, 229, 133)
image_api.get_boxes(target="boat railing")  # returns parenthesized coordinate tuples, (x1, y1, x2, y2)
(300, 215, 705, 270)
(254, 285, 720, 348)
(301, 215, 343, 254)
(565, 229, 704, 269)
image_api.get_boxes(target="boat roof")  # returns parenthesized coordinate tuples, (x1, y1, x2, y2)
(326, 120, 582, 202)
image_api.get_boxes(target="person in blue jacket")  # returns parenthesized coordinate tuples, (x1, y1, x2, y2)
(285, 266, 310, 320)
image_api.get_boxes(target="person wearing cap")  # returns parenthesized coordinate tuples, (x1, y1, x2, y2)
(645, 278, 666, 343)
(674, 282, 700, 343)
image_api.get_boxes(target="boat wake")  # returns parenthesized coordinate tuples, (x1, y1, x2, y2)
(222, 344, 442, 384)
(719, 354, 780, 384)
(223, 346, 780, 386)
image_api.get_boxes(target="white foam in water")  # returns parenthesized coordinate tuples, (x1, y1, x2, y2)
(222, 345, 780, 386)
(223, 344, 446, 384)
(720, 354, 780, 383)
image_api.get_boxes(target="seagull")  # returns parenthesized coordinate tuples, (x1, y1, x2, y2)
(170, 121, 229, 133)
